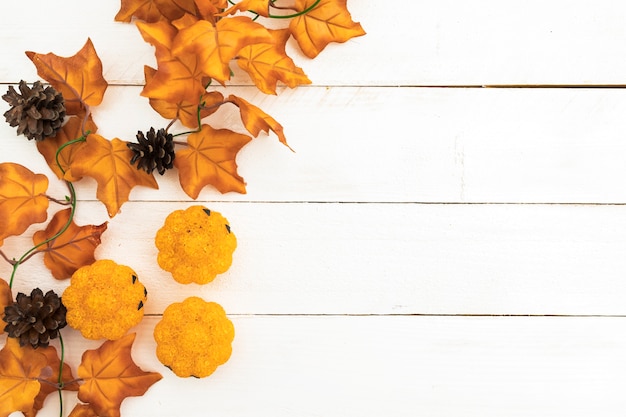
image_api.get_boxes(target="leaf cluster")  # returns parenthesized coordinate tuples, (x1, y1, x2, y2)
(0, 333, 160, 417)
(0, 0, 364, 415)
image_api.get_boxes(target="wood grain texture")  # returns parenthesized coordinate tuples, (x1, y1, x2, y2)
(3, 202, 626, 316)
(3, 86, 626, 204)
(28, 316, 626, 417)
(1, 1, 625, 416)
(2, 1, 626, 86)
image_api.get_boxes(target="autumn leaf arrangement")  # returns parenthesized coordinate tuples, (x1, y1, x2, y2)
(0, 0, 364, 416)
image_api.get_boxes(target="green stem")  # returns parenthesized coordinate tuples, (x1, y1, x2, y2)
(227, 0, 320, 19)
(172, 99, 223, 138)
(57, 332, 65, 417)
(267, 0, 321, 19)
(8, 135, 87, 288)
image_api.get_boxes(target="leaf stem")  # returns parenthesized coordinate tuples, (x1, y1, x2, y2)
(267, 0, 321, 18)
(164, 118, 177, 134)
(8, 135, 88, 288)
(57, 331, 65, 417)
(45, 194, 72, 206)
(171, 99, 227, 138)
(0, 249, 15, 265)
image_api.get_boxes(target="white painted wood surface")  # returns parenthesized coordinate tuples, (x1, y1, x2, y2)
(0, 1, 625, 416)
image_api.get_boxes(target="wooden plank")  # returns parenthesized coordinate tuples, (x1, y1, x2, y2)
(2, 86, 626, 204)
(3, 2, 626, 86)
(25, 315, 626, 416)
(3, 202, 626, 316)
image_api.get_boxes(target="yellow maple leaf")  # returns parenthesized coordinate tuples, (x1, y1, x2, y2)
(0, 338, 47, 417)
(175, 124, 252, 198)
(66, 134, 158, 217)
(237, 28, 311, 94)
(145, 66, 225, 128)
(115, 0, 197, 22)
(22, 345, 78, 417)
(33, 208, 108, 280)
(0, 279, 10, 335)
(78, 333, 162, 417)
(219, 0, 271, 17)
(36, 115, 97, 181)
(172, 15, 273, 83)
(137, 20, 211, 104)
(289, 0, 365, 58)
(227, 94, 290, 149)
(68, 404, 99, 417)
(0, 163, 49, 246)
(26, 38, 109, 115)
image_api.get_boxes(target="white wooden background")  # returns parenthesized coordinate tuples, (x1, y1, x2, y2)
(3, 1, 626, 415)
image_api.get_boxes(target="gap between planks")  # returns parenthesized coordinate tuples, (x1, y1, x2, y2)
(7, 82, 626, 89)
(73, 200, 626, 206)
(143, 313, 626, 318)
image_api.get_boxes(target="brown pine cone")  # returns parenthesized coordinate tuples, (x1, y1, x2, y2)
(3, 288, 67, 348)
(127, 127, 175, 175)
(2, 80, 66, 141)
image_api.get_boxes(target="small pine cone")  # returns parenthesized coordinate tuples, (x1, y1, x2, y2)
(3, 288, 67, 349)
(2, 80, 66, 141)
(127, 127, 175, 175)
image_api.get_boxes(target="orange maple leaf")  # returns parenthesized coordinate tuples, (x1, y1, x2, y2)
(175, 124, 252, 198)
(36, 115, 97, 181)
(289, 0, 365, 58)
(66, 134, 159, 217)
(115, 0, 197, 22)
(77, 333, 162, 417)
(68, 404, 99, 417)
(237, 28, 311, 94)
(219, 0, 271, 17)
(137, 20, 211, 105)
(227, 94, 290, 149)
(0, 163, 49, 246)
(194, 0, 228, 20)
(32, 208, 108, 280)
(0, 338, 48, 417)
(0, 279, 11, 335)
(115, 0, 163, 22)
(23, 345, 78, 417)
(172, 15, 273, 83)
(26, 39, 109, 115)
(145, 66, 225, 128)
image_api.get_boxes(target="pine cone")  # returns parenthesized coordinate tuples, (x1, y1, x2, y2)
(2, 80, 66, 141)
(127, 127, 175, 175)
(3, 288, 67, 349)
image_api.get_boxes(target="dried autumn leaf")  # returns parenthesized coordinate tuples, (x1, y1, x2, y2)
(137, 20, 211, 105)
(237, 28, 311, 95)
(68, 404, 99, 417)
(289, 0, 365, 58)
(115, 0, 163, 22)
(26, 38, 109, 115)
(145, 66, 225, 128)
(0, 279, 11, 335)
(227, 94, 290, 149)
(77, 333, 162, 417)
(0, 338, 47, 417)
(0, 163, 49, 246)
(33, 208, 108, 280)
(175, 124, 252, 198)
(219, 0, 270, 17)
(173, 16, 273, 83)
(194, 0, 228, 20)
(156, 0, 198, 20)
(66, 134, 159, 217)
(115, 0, 198, 22)
(23, 345, 78, 417)
(36, 115, 98, 181)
